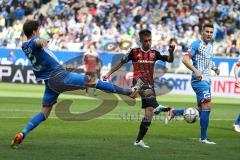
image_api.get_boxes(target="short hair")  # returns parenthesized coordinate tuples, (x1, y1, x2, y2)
(202, 23, 214, 30)
(138, 29, 151, 40)
(23, 20, 40, 38)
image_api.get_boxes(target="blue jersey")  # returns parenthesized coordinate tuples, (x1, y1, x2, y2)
(22, 36, 62, 81)
(186, 39, 214, 82)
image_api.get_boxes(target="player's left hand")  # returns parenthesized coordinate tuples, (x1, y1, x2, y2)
(235, 80, 240, 88)
(168, 45, 175, 53)
(215, 68, 220, 75)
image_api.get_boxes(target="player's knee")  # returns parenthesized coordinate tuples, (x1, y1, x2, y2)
(86, 76, 97, 87)
(200, 102, 212, 110)
(141, 88, 155, 105)
(43, 113, 50, 119)
(145, 107, 154, 119)
(42, 105, 53, 119)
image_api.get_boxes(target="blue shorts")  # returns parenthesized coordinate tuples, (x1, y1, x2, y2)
(42, 69, 87, 107)
(191, 80, 211, 106)
(42, 80, 59, 107)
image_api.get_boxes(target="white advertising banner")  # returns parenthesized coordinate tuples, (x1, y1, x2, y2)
(160, 73, 240, 98)
(112, 72, 240, 98)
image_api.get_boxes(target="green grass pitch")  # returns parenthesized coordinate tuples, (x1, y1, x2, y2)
(0, 82, 239, 160)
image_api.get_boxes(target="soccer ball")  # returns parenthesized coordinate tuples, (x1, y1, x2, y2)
(183, 107, 199, 123)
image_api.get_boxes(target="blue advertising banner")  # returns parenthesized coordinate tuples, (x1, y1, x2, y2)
(0, 48, 238, 77)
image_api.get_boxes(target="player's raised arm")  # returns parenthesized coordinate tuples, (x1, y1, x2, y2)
(103, 49, 133, 80)
(167, 45, 175, 62)
(103, 61, 123, 80)
(156, 45, 175, 63)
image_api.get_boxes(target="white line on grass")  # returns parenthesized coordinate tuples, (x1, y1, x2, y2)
(0, 116, 235, 120)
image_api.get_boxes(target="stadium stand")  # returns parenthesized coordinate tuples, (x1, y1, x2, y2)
(0, 0, 239, 58)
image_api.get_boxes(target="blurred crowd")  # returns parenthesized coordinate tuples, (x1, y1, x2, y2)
(0, 0, 240, 58)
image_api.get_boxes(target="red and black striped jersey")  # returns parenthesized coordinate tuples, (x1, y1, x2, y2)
(121, 47, 168, 85)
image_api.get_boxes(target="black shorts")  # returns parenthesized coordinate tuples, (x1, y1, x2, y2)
(132, 77, 159, 109)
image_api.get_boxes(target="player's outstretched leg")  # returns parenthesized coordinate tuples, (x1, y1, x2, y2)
(165, 109, 184, 125)
(95, 80, 139, 98)
(51, 71, 139, 98)
(233, 114, 240, 133)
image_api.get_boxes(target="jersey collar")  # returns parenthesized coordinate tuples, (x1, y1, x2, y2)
(140, 47, 151, 53)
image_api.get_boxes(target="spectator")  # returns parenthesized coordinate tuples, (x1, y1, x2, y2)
(227, 40, 240, 57)
(0, 13, 5, 32)
(0, 0, 239, 58)
(7, 50, 16, 65)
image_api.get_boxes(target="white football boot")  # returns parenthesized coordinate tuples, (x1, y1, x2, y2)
(199, 138, 216, 144)
(233, 124, 240, 133)
(134, 140, 150, 148)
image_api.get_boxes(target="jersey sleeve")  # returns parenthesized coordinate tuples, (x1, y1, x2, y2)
(156, 50, 168, 61)
(33, 36, 48, 51)
(186, 40, 200, 58)
(121, 48, 134, 63)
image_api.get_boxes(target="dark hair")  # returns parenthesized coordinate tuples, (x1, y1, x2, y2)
(232, 40, 237, 45)
(23, 20, 40, 38)
(138, 29, 151, 40)
(202, 23, 214, 30)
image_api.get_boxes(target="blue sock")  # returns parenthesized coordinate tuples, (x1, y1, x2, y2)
(21, 112, 46, 137)
(235, 114, 240, 125)
(173, 109, 184, 116)
(200, 110, 210, 140)
(96, 80, 131, 96)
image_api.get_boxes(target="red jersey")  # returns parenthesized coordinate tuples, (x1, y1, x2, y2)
(121, 48, 168, 85)
(84, 52, 99, 73)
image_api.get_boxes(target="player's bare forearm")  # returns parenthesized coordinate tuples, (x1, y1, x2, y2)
(234, 65, 239, 81)
(182, 55, 197, 72)
(109, 61, 124, 75)
(167, 50, 174, 62)
(182, 55, 202, 80)
(104, 61, 124, 80)
(167, 45, 175, 62)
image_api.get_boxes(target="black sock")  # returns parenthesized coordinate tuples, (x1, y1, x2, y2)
(136, 117, 151, 142)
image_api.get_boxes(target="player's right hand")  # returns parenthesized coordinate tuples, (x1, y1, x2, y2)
(194, 70, 202, 80)
(168, 45, 175, 53)
(103, 72, 111, 81)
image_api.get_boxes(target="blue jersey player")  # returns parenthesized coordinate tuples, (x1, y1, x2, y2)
(233, 57, 240, 133)
(11, 20, 138, 148)
(164, 24, 220, 144)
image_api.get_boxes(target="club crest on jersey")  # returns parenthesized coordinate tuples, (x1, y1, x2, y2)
(150, 52, 155, 58)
